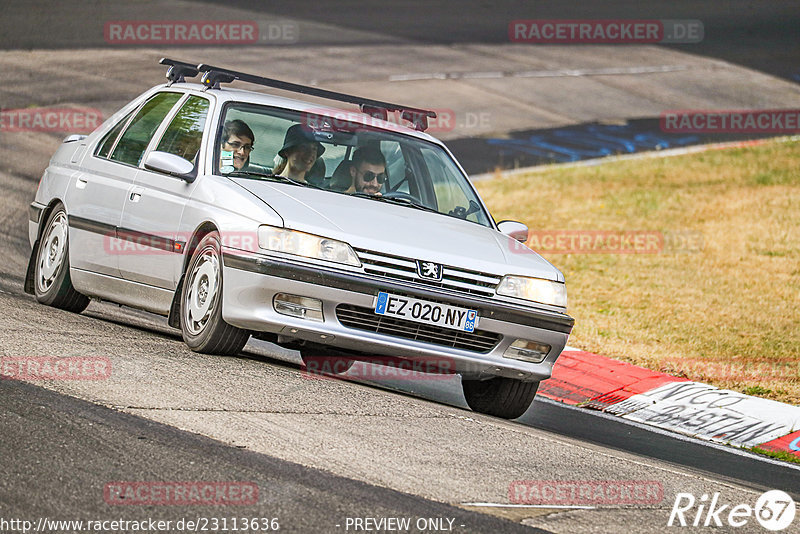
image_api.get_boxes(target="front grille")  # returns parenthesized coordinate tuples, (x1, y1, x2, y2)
(355, 249, 500, 298)
(336, 304, 501, 353)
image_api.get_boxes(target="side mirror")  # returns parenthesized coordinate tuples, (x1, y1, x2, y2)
(497, 220, 529, 242)
(144, 151, 195, 181)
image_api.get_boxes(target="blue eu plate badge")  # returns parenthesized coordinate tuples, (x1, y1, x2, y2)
(375, 292, 389, 314)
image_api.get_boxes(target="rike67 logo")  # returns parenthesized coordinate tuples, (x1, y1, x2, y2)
(668, 490, 796, 531)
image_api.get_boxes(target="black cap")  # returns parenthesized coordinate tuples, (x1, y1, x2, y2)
(278, 124, 325, 159)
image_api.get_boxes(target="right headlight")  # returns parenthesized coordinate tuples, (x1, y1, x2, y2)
(496, 276, 567, 308)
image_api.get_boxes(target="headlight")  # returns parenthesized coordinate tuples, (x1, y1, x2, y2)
(257, 226, 361, 267)
(496, 276, 567, 308)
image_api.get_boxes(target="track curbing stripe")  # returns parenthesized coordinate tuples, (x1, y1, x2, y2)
(542, 349, 800, 457)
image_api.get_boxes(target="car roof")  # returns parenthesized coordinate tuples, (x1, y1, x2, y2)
(165, 82, 440, 144)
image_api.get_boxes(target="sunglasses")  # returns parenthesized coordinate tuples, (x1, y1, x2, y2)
(361, 170, 387, 184)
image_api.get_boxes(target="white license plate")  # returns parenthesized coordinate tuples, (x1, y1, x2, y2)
(373, 292, 479, 333)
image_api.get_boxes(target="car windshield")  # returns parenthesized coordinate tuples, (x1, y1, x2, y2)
(214, 103, 492, 227)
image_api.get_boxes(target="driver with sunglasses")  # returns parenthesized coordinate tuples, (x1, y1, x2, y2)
(348, 145, 387, 196)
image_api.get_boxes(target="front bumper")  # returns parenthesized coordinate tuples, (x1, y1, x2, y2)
(221, 250, 574, 382)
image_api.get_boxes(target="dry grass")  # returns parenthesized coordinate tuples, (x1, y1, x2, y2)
(476, 140, 800, 404)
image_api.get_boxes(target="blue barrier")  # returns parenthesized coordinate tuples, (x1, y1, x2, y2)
(487, 122, 702, 164)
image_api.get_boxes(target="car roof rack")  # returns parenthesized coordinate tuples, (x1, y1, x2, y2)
(159, 58, 200, 85)
(158, 58, 437, 131)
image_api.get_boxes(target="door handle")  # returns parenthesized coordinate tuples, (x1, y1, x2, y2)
(128, 186, 145, 203)
(76, 177, 88, 190)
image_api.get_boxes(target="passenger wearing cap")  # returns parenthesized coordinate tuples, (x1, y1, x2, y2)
(273, 124, 325, 182)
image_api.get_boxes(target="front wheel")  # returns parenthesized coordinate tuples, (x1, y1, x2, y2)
(180, 232, 249, 355)
(33, 204, 89, 313)
(462, 377, 539, 419)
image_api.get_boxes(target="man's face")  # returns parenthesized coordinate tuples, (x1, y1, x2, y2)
(352, 162, 386, 195)
(223, 134, 254, 170)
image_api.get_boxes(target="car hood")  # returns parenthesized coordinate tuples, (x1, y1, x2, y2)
(232, 179, 564, 282)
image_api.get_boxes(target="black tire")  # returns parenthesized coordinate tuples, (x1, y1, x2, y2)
(180, 232, 249, 355)
(462, 377, 539, 419)
(33, 204, 90, 313)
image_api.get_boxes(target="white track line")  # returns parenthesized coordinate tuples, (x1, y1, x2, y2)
(389, 65, 688, 82)
(461, 503, 596, 509)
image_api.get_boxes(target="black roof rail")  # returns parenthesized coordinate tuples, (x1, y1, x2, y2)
(194, 62, 437, 132)
(159, 58, 200, 85)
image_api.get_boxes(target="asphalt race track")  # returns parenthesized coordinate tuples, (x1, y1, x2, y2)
(1, 2, 799, 533)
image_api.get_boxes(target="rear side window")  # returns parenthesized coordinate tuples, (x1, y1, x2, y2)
(109, 92, 181, 166)
(95, 110, 134, 159)
(155, 95, 210, 163)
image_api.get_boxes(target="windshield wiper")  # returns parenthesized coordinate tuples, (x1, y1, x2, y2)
(349, 192, 440, 214)
(226, 170, 324, 190)
(383, 195, 440, 213)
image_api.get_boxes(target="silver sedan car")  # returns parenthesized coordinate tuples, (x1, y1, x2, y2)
(25, 59, 573, 419)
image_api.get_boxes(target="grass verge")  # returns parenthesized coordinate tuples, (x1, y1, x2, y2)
(476, 139, 800, 404)
(750, 447, 800, 465)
